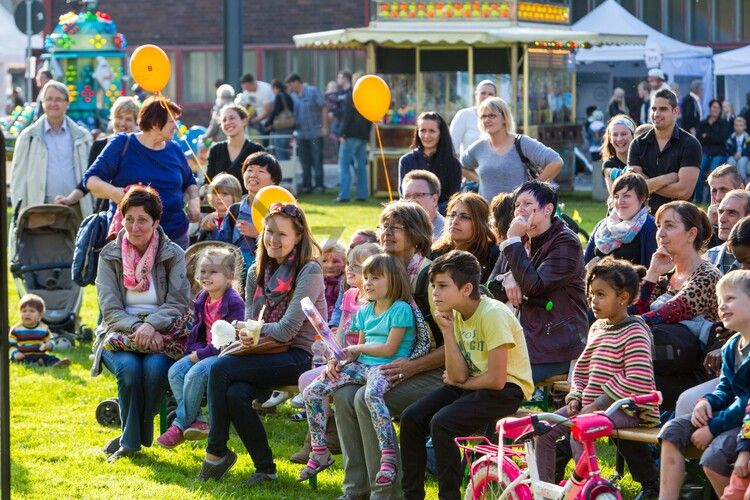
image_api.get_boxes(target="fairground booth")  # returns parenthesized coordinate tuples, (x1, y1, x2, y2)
(294, 0, 643, 195)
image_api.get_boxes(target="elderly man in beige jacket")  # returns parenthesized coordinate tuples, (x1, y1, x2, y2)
(10, 80, 92, 218)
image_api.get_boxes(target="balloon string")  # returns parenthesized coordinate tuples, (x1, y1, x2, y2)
(375, 124, 393, 202)
(157, 91, 238, 225)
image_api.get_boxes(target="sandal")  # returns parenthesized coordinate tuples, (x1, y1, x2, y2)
(297, 450, 334, 482)
(289, 411, 307, 422)
(375, 455, 398, 487)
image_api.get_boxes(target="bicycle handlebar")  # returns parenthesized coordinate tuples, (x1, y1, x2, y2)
(629, 392, 662, 406)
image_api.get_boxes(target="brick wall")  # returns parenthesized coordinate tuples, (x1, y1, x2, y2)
(48, 0, 368, 46)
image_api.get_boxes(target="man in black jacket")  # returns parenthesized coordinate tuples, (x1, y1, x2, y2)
(681, 79, 703, 135)
(334, 72, 372, 202)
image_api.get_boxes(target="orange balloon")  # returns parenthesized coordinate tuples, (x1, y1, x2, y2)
(251, 185, 297, 233)
(352, 75, 391, 123)
(130, 45, 171, 93)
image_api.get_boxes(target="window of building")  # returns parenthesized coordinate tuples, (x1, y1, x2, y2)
(642, 1, 660, 30)
(667, 1, 684, 39)
(716, 1, 736, 42)
(420, 49, 470, 122)
(618, 0, 635, 16)
(183, 51, 223, 103)
(243, 51, 258, 80)
(691, 0, 710, 42)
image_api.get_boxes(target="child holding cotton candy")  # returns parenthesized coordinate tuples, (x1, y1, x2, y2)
(156, 248, 245, 449)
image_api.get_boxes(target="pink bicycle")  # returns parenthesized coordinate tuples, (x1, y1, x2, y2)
(455, 391, 662, 500)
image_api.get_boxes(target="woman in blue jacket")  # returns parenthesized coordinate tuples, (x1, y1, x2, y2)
(585, 173, 657, 269)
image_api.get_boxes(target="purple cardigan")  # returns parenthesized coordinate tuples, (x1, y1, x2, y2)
(185, 288, 246, 360)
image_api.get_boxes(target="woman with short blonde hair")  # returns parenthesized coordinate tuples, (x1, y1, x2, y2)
(461, 96, 563, 201)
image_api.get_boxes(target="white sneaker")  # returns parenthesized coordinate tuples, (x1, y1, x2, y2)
(261, 391, 292, 409)
(290, 393, 305, 408)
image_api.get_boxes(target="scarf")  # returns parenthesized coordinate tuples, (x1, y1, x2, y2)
(594, 206, 649, 255)
(405, 252, 424, 282)
(121, 229, 160, 292)
(402, 252, 433, 360)
(324, 275, 343, 319)
(251, 248, 298, 323)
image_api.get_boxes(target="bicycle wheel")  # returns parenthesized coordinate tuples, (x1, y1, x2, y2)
(465, 456, 529, 500)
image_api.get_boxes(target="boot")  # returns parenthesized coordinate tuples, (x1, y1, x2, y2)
(326, 415, 341, 455)
(290, 432, 312, 464)
(290, 416, 341, 464)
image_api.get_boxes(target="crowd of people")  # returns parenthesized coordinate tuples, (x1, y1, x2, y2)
(11, 64, 750, 500)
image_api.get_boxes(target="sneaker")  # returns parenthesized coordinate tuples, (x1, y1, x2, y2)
(290, 393, 305, 408)
(244, 471, 277, 487)
(261, 391, 292, 409)
(184, 421, 210, 441)
(332, 197, 350, 203)
(313, 186, 326, 194)
(156, 425, 185, 449)
(197, 450, 238, 481)
(102, 436, 121, 456)
(52, 358, 71, 368)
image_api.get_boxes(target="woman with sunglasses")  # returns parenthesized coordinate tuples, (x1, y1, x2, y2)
(431, 192, 499, 283)
(398, 111, 462, 214)
(197, 202, 326, 487)
(461, 97, 562, 202)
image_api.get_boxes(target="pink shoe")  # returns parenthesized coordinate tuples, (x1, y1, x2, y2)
(156, 425, 184, 449)
(183, 421, 210, 441)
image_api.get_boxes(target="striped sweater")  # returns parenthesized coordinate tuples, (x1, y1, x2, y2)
(8, 322, 51, 358)
(567, 316, 660, 426)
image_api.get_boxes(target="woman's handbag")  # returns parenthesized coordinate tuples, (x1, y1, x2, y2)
(272, 95, 295, 131)
(219, 336, 292, 356)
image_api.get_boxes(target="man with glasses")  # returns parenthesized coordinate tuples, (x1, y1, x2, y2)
(11, 80, 93, 218)
(401, 169, 444, 241)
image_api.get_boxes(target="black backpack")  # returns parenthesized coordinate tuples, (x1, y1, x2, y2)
(71, 211, 110, 286)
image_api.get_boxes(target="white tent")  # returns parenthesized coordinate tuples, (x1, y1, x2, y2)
(714, 45, 750, 115)
(0, 6, 42, 112)
(573, 0, 712, 111)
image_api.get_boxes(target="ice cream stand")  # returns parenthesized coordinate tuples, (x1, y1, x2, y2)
(294, 0, 644, 195)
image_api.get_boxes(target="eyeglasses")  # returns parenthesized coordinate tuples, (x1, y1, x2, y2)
(447, 212, 472, 222)
(43, 97, 67, 104)
(479, 113, 499, 121)
(376, 224, 405, 234)
(268, 202, 302, 219)
(403, 192, 434, 201)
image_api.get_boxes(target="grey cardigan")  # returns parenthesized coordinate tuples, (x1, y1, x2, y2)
(94, 225, 191, 347)
(244, 260, 325, 355)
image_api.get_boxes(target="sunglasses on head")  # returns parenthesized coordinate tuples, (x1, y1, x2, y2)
(268, 202, 302, 219)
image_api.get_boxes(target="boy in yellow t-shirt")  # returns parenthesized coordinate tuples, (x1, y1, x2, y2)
(400, 250, 533, 499)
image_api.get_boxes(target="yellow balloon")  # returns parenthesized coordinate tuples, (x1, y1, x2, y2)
(130, 45, 171, 93)
(251, 185, 297, 233)
(352, 75, 391, 123)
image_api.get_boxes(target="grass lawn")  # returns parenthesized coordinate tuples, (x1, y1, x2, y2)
(7, 191, 654, 499)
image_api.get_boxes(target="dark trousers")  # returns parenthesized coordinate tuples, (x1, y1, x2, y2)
(206, 348, 311, 474)
(298, 136, 325, 190)
(400, 383, 524, 500)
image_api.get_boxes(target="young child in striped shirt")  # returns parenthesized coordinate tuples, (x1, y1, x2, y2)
(535, 257, 659, 492)
(9, 294, 70, 368)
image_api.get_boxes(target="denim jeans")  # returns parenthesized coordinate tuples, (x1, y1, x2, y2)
(270, 129, 293, 161)
(297, 136, 325, 190)
(727, 155, 750, 182)
(695, 154, 728, 203)
(206, 348, 311, 473)
(168, 354, 218, 430)
(101, 350, 174, 451)
(337, 137, 369, 200)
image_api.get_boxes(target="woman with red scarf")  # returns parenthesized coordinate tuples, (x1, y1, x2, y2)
(197, 202, 327, 487)
(91, 186, 191, 462)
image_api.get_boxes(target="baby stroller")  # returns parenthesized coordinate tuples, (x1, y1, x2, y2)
(94, 240, 244, 428)
(9, 204, 90, 348)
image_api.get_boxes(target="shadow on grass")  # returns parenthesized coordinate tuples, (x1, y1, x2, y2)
(10, 458, 30, 496)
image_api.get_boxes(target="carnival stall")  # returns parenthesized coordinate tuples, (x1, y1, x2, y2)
(41, 4, 128, 130)
(294, 0, 644, 195)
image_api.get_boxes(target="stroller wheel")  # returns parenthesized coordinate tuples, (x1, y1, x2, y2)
(79, 327, 94, 342)
(96, 398, 121, 427)
(52, 334, 75, 351)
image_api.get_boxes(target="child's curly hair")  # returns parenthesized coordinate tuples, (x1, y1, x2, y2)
(585, 256, 647, 304)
